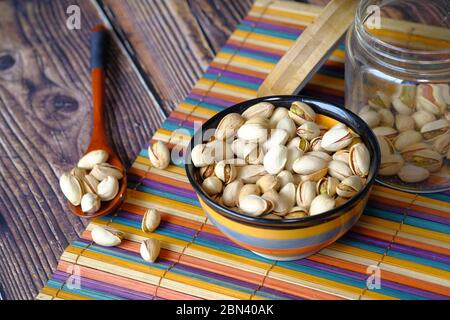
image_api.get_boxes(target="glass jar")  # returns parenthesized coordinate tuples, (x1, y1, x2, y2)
(345, 0, 450, 193)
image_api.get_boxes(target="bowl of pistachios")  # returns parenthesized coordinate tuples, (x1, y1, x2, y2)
(185, 96, 380, 261)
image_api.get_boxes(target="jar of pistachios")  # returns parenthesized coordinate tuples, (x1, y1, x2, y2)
(345, 0, 450, 193)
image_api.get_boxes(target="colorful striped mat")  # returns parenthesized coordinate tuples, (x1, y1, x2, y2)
(38, 1, 450, 300)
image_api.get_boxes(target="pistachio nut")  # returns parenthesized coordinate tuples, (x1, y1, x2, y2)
(316, 176, 339, 197)
(96, 176, 119, 201)
(358, 105, 371, 115)
(379, 154, 404, 176)
(59, 173, 83, 206)
(332, 150, 350, 163)
(91, 226, 124, 247)
(368, 91, 390, 110)
(231, 139, 252, 159)
(349, 143, 370, 178)
(398, 164, 430, 183)
(241, 102, 274, 119)
(262, 213, 283, 220)
(400, 142, 431, 161)
(256, 175, 280, 194)
(214, 113, 245, 140)
(306, 151, 332, 162)
(309, 194, 335, 216)
(277, 170, 294, 187)
(321, 128, 352, 152)
(310, 137, 325, 152)
(206, 140, 234, 162)
(336, 176, 364, 198)
(299, 168, 328, 182)
(296, 180, 316, 209)
(199, 164, 215, 180)
(140, 238, 161, 263)
(81, 193, 101, 214)
(263, 129, 289, 151)
(90, 163, 123, 181)
(376, 135, 395, 159)
(214, 160, 237, 184)
(330, 123, 347, 131)
(411, 110, 436, 130)
(285, 207, 308, 219)
(296, 121, 320, 140)
(395, 114, 415, 132)
(141, 208, 161, 233)
(191, 144, 215, 168)
(292, 155, 327, 175)
(244, 116, 270, 128)
(202, 176, 223, 196)
(393, 130, 423, 151)
(372, 126, 398, 140)
(148, 140, 170, 169)
(378, 109, 395, 127)
(238, 184, 261, 205)
(359, 110, 380, 128)
(288, 101, 316, 125)
(411, 149, 443, 173)
(236, 165, 266, 183)
(276, 117, 297, 139)
(243, 144, 264, 165)
(269, 107, 289, 128)
(263, 145, 288, 175)
(328, 160, 353, 181)
(70, 167, 87, 180)
(416, 84, 445, 115)
(285, 147, 303, 172)
(279, 183, 296, 213)
(222, 179, 244, 207)
(420, 119, 449, 141)
(432, 133, 450, 154)
(262, 189, 287, 215)
(392, 84, 416, 115)
(77, 149, 109, 170)
(81, 174, 99, 194)
(237, 123, 268, 142)
(239, 195, 268, 217)
(287, 136, 310, 152)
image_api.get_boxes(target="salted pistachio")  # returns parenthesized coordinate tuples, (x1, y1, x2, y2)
(78, 149, 109, 170)
(59, 173, 83, 206)
(231, 139, 253, 159)
(91, 226, 124, 247)
(97, 176, 119, 201)
(237, 123, 268, 143)
(349, 143, 370, 178)
(214, 113, 245, 140)
(296, 121, 320, 140)
(336, 176, 364, 198)
(199, 164, 215, 180)
(277, 170, 294, 187)
(263, 145, 288, 175)
(91, 163, 123, 181)
(299, 168, 328, 182)
(378, 109, 395, 127)
(393, 130, 422, 151)
(241, 102, 274, 119)
(309, 194, 335, 216)
(222, 179, 244, 207)
(411, 149, 443, 173)
(372, 126, 398, 140)
(332, 150, 350, 163)
(206, 140, 234, 162)
(392, 84, 416, 115)
(287, 136, 310, 152)
(433, 134, 450, 154)
(201, 176, 223, 196)
(81, 174, 99, 194)
(420, 119, 449, 141)
(321, 127, 352, 152)
(238, 184, 261, 205)
(245, 116, 270, 128)
(269, 107, 289, 128)
(292, 155, 327, 175)
(262, 189, 287, 215)
(359, 110, 380, 128)
(256, 175, 280, 194)
(70, 167, 87, 180)
(400, 142, 431, 161)
(398, 164, 430, 183)
(141, 208, 161, 233)
(279, 183, 296, 214)
(328, 160, 353, 181)
(411, 110, 436, 130)
(140, 238, 161, 263)
(310, 137, 325, 152)
(306, 151, 332, 162)
(296, 180, 316, 209)
(395, 114, 415, 132)
(191, 144, 215, 168)
(236, 165, 266, 183)
(379, 154, 404, 176)
(263, 129, 289, 151)
(243, 144, 264, 165)
(285, 207, 308, 219)
(288, 101, 316, 125)
(368, 91, 390, 110)
(262, 213, 283, 220)
(416, 84, 445, 115)
(148, 141, 170, 169)
(239, 195, 269, 217)
(316, 176, 339, 197)
(80, 193, 101, 214)
(276, 117, 297, 139)
(376, 135, 395, 159)
(214, 160, 237, 184)
(285, 147, 303, 172)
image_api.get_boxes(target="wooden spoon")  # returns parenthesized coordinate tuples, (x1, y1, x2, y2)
(69, 25, 127, 218)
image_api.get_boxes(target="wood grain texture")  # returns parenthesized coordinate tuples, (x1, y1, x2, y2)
(0, 0, 165, 299)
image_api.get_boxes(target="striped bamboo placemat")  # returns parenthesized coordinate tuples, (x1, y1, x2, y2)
(38, 0, 450, 300)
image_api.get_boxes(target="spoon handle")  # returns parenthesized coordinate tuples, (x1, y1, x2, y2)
(88, 24, 110, 153)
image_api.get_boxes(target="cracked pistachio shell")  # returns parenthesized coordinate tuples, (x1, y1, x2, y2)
(277, 170, 294, 187)
(241, 102, 274, 119)
(279, 183, 296, 213)
(202, 176, 223, 196)
(306, 151, 332, 162)
(372, 126, 398, 140)
(328, 160, 353, 181)
(310, 137, 325, 152)
(214, 113, 245, 140)
(296, 180, 316, 209)
(70, 167, 88, 180)
(433, 134, 450, 154)
(77, 149, 109, 170)
(292, 155, 327, 175)
(336, 176, 364, 198)
(398, 164, 430, 183)
(378, 109, 395, 127)
(214, 160, 237, 184)
(237, 123, 268, 142)
(285, 147, 303, 172)
(236, 165, 266, 184)
(148, 141, 170, 169)
(81, 193, 101, 214)
(199, 164, 215, 180)
(256, 175, 280, 194)
(395, 114, 415, 132)
(321, 128, 352, 152)
(392, 84, 416, 115)
(379, 154, 404, 176)
(60, 173, 83, 206)
(333, 150, 350, 163)
(141, 208, 161, 233)
(140, 238, 161, 263)
(299, 167, 328, 182)
(376, 135, 395, 159)
(263, 145, 288, 175)
(223, 179, 244, 207)
(416, 84, 446, 115)
(97, 176, 119, 201)
(285, 207, 309, 219)
(316, 176, 339, 197)
(231, 139, 252, 159)
(191, 144, 215, 168)
(349, 143, 370, 178)
(239, 195, 268, 217)
(359, 110, 380, 128)
(411, 110, 436, 130)
(269, 107, 289, 128)
(287, 136, 310, 152)
(288, 101, 316, 125)
(411, 149, 443, 173)
(90, 163, 123, 181)
(420, 119, 449, 141)
(206, 140, 234, 162)
(263, 129, 289, 151)
(368, 91, 391, 109)
(81, 174, 99, 194)
(243, 144, 264, 165)
(296, 121, 320, 140)
(91, 226, 124, 247)
(238, 184, 261, 205)
(309, 194, 335, 216)
(244, 116, 270, 128)
(400, 142, 431, 161)
(276, 117, 297, 139)
(393, 130, 423, 151)
(261, 189, 283, 215)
